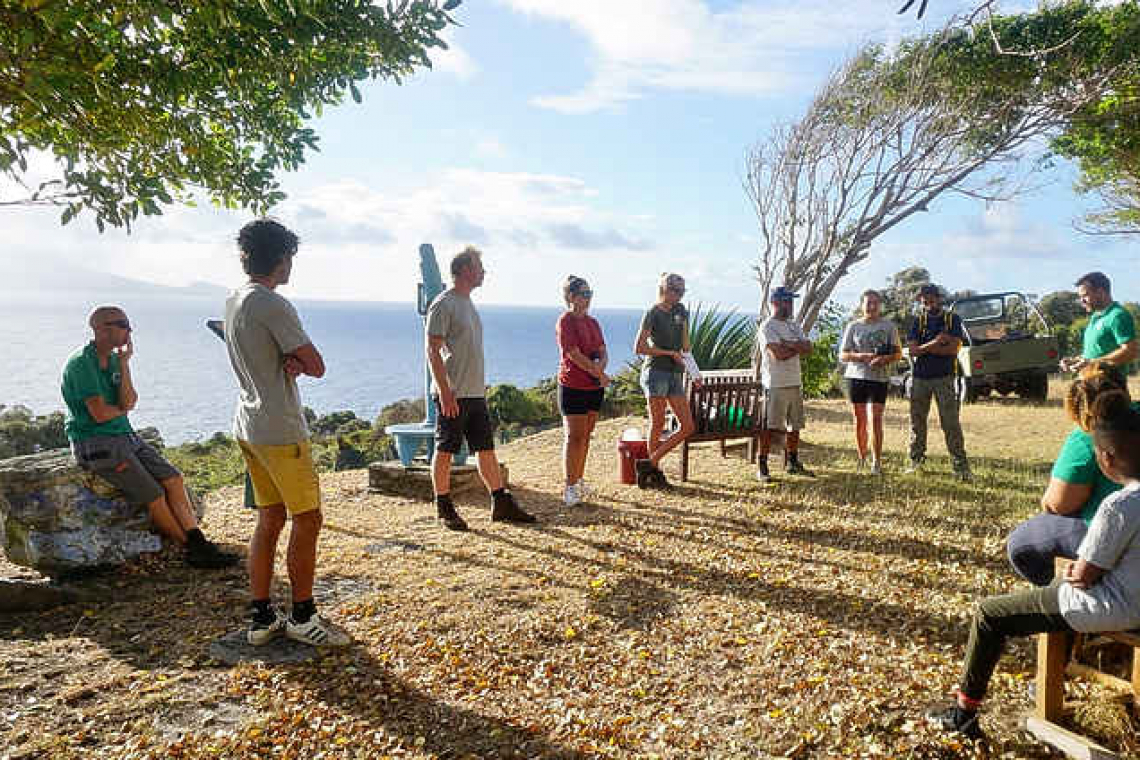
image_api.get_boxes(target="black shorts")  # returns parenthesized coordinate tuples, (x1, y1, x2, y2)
(558, 385, 604, 416)
(434, 397, 495, 454)
(846, 378, 889, 405)
(72, 433, 180, 504)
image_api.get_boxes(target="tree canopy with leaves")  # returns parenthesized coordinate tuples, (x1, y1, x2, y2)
(935, 1, 1140, 235)
(746, 1, 1135, 331)
(0, 0, 459, 230)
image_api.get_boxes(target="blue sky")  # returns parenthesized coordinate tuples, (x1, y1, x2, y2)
(2, 0, 1135, 312)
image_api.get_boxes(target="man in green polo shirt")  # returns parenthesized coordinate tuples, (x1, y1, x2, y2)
(62, 306, 237, 569)
(1061, 271, 1138, 373)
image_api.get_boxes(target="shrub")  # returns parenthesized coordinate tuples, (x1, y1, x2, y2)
(0, 406, 68, 459)
(486, 383, 555, 426)
(375, 398, 426, 428)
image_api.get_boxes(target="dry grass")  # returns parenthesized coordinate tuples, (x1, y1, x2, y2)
(2, 377, 1138, 759)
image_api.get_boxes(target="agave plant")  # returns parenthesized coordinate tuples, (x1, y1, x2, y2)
(687, 303, 757, 370)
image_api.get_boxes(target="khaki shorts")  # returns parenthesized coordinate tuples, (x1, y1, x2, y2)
(765, 386, 805, 432)
(237, 439, 321, 515)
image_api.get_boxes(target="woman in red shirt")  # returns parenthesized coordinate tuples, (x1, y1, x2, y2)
(556, 276, 610, 506)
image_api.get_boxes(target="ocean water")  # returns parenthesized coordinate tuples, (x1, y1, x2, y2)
(1, 292, 645, 444)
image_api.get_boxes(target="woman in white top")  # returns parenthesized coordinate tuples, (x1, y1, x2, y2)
(838, 290, 901, 473)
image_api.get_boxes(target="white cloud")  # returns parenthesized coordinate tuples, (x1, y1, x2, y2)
(1, 168, 733, 307)
(429, 30, 478, 80)
(498, 0, 942, 113)
(474, 137, 510, 160)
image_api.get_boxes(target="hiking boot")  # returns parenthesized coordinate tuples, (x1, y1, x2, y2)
(635, 459, 655, 489)
(436, 500, 468, 532)
(756, 459, 772, 484)
(644, 466, 671, 491)
(491, 491, 536, 523)
(925, 705, 982, 739)
(286, 613, 351, 648)
(186, 540, 240, 569)
(786, 458, 815, 477)
(247, 607, 286, 646)
(563, 482, 582, 507)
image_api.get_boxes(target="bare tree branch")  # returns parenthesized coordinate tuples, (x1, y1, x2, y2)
(746, 23, 1115, 331)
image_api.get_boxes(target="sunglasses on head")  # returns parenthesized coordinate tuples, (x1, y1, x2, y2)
(104, 319, 131, 330)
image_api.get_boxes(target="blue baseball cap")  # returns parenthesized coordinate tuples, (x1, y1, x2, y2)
(769, 286, 799, 302)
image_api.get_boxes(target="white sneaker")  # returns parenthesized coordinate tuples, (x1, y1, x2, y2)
(564, 483, 582, 506)
(247, 608, 286, 646)
(574, 479, 588, 498)
(870, 459, 883, 476)
(286, 613, 351, 647)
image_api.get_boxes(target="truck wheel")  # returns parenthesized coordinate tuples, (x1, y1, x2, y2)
(1024, 372, 1048, 403)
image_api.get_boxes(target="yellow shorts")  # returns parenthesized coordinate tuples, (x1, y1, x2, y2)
(237, 439, 321, 515)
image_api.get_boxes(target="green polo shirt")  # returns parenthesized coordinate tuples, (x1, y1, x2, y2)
(1082, 301, 1136, 360)
(61, 342, 133, 442)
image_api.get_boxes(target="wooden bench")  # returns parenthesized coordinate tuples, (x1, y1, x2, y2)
(1026, 558, 1140, 760)
(679, 369, 764, 482)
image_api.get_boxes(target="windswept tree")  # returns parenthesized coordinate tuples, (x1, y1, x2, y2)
(0, 0, 460, 230)
(745, 2, 1133, 331)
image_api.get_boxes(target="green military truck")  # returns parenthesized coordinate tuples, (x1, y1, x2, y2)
(900, 292, 1060, 403)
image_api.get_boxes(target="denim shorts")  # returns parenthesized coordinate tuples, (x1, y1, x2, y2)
(641, 367, 685, 398)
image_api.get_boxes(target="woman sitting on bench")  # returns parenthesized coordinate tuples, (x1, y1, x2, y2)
(928, 391, 1140, 738)
(1006, 363, 1132, 586)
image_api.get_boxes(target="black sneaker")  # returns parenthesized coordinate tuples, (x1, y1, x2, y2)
(635, 459, 655, 489)
(925, 705, 982, 739)
(644, 466, 671, 490)
(756, 459, 772, 484)
(437, 500, 469, 531)
(786, 458, 815, 477)
(491, 491, 536, 523)
(186, 540, 240, 569)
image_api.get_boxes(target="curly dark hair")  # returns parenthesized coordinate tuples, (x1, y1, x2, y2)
(237, 219, 299, 276)
(1091, 390, 1140, 478)
(1065, 361, 1130, 432)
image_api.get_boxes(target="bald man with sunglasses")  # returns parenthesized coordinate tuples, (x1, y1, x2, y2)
(61, 306, 237, 569)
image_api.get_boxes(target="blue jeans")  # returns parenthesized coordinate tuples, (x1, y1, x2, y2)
(640, 366, 685, 398)
(1006, 512, 1088, 586)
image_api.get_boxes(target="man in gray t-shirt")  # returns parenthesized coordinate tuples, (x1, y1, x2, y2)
(425, 246, 535, 531)
(226, 284, 312, 444)
(225, 219, 349, 649)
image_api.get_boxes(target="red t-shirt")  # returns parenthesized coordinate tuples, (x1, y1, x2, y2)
(556, 312, 606, 390)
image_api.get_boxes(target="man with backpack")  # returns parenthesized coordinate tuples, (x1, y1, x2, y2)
(907, 284, 971, 481)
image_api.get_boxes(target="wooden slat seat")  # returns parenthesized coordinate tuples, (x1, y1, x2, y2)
(1026, 558, 1140, 760)
(679, 369, 764, 481)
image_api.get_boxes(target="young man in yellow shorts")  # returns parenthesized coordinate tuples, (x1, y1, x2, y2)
(225, 219, 349, 647)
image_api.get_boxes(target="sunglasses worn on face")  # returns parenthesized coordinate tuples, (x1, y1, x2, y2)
(669, 287, 686, 295)
(104, 319, 132, 330)
(577, 289, 593, 298)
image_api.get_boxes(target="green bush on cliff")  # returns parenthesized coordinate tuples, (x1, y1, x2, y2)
(0, 406, 67, 459)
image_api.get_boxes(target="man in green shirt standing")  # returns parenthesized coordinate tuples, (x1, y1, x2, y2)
(61, 306, 237, 569)
(1062, 271, 1138, 373)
